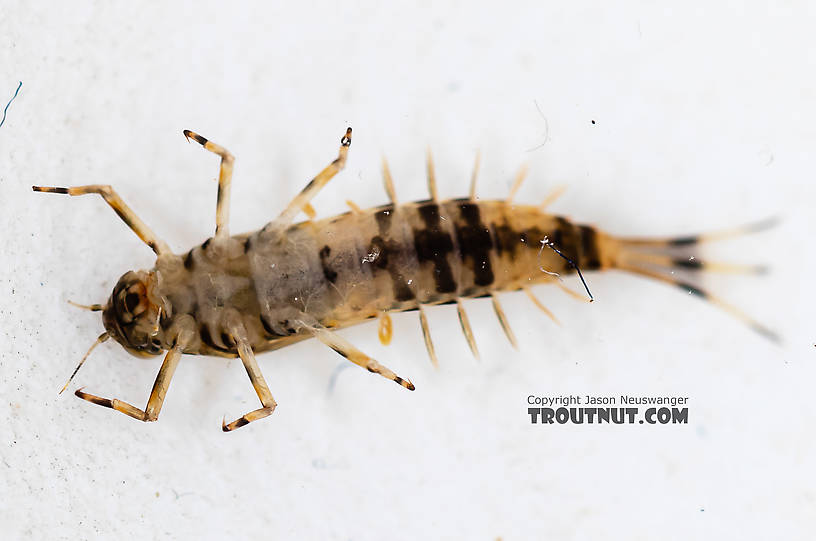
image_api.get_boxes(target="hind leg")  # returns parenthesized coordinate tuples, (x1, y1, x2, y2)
(222, 339, 278, 432)
(303, 322, 415, 391)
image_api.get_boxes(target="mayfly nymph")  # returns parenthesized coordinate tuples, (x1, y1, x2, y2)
(33, 127, 774, 431)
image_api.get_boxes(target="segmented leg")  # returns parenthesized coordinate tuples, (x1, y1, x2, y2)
(456, 300, 480, 360)
(426, 148, 439, 201)
(32, 184, 171, 255)
(506, 164, 529, 203)
(306, 323, 415, 390)
(378, 313, 393, 346)
(276, 128, 352, 225)
(382, 157, 398, 204)
(183, 130, 235, 239)
(468, 151, 481, 200)
(418, 305, 439, 367)
(75, 342, 184, 422)
(491, 294, 518, 349)
(523, 286, 561, 325)
(222, 339, 277, 432)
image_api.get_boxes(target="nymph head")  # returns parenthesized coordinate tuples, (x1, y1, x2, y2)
(102, 270, 167, 356)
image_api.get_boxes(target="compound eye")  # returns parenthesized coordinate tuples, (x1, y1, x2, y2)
(124, 292, 139, 312)
(123, 283, 148, 316)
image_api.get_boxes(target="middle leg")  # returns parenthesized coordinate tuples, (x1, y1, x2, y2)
(222, 340, 277, 432)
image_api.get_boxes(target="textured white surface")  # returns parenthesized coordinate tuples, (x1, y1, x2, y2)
(2, 2, 815, 539)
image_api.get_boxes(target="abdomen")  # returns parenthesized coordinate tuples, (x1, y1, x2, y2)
(248, 199, 601, 333)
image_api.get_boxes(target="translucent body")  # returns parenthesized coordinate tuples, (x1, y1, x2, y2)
(136, 200, 606, 358)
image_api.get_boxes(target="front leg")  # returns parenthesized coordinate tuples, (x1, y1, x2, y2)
(75, 342, 184, 422)
(73, 325, 195, 422)
(221, 319, 277, 432)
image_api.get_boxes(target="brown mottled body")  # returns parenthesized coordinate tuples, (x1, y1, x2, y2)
(162, 200, 607, 358)
(33, 126, 775, 431)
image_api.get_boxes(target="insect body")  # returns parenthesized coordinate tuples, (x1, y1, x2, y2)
(33, 128, 774, 431)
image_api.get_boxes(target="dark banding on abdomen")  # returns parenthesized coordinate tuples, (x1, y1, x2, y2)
(491, 221, 520, 257)
(454, 202, 494, 287)
(374, 205, 394, 233)
(370, 204, 415, 302)
(365, 235, 415, 302)
(413, 202, 457, 294)
(577, 225, 602, 270)
(551, 216, 571, 248)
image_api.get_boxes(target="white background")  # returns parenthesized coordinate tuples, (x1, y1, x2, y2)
(2, 2, 815, 539)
